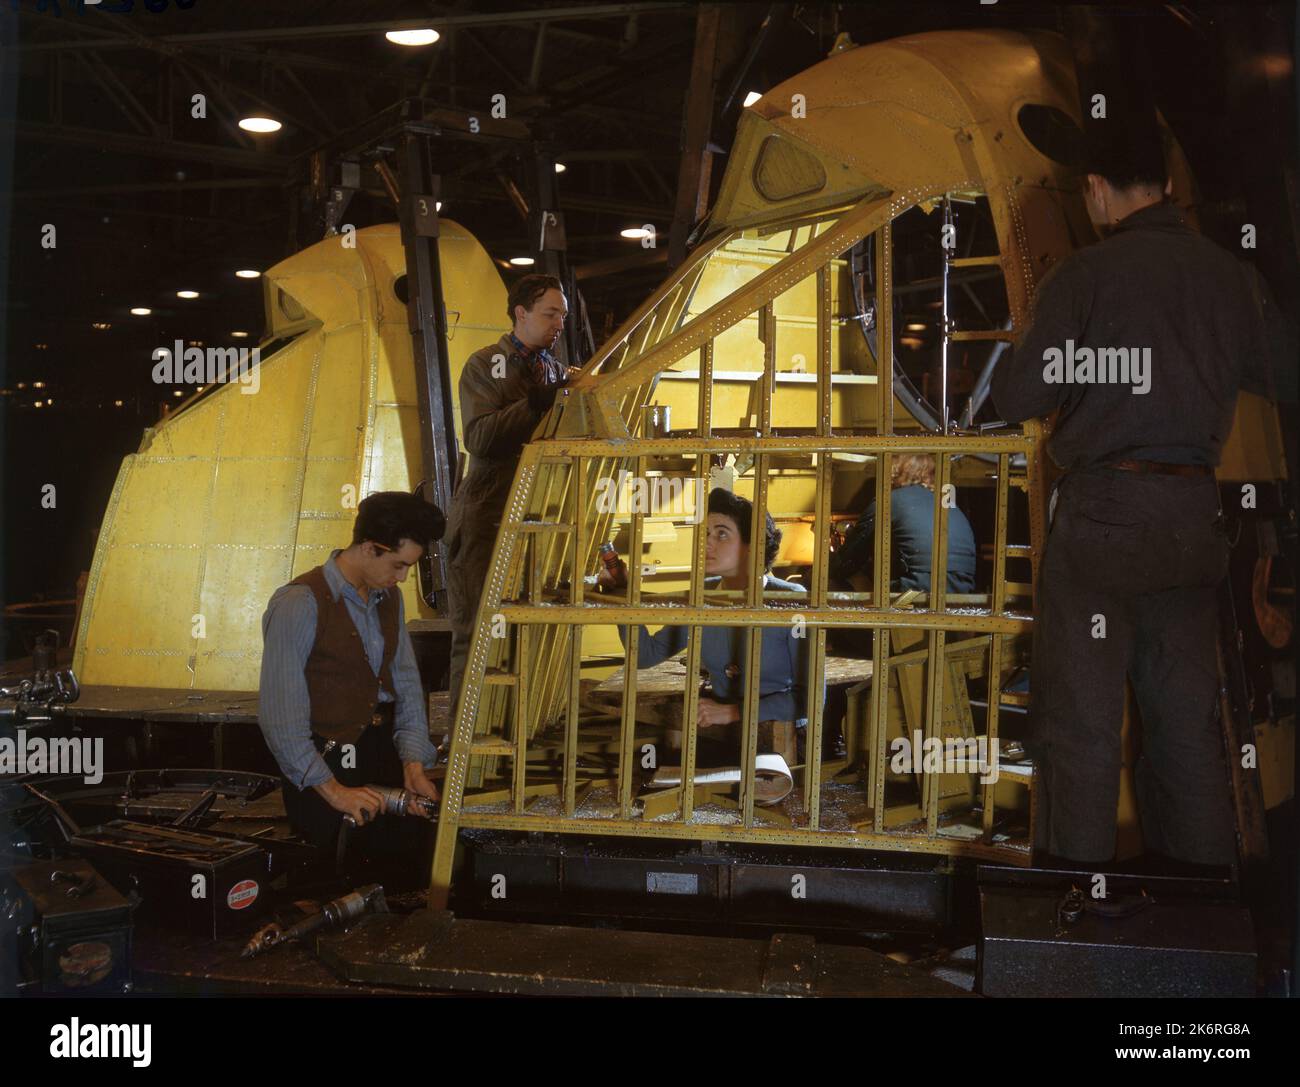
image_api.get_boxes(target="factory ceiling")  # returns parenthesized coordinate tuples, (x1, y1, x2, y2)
(0, 1, 1294, 407)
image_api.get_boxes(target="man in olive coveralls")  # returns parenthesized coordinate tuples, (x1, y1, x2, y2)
(991, 140, 1271, 870)
(444, 274, 573, 727)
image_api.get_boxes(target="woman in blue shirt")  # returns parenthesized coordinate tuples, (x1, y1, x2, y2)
(614, 489, 809, 764)
(828, 454, 977, 593)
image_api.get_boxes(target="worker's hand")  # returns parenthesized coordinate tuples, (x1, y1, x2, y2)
(315, 779, 383, 826)
(595, 564, 626, 590)
(527, 383, 560, 413)
(402, 761, 439, 817)
(696, 698, 740, 728)
(568, 370, 599, 392)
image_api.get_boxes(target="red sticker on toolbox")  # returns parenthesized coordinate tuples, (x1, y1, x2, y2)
(226, 879, 259, 910)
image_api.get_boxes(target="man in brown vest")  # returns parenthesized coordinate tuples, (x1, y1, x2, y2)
(258, 492, 444, 855)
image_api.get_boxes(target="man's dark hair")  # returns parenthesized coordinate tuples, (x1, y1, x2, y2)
(708, 488, 781, 572)
(351, 491, 445, 550)
(507, 273, 564, 324)
(1080, 126, 1169, 191)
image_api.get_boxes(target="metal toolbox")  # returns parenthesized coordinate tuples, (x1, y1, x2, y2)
(11, 857, 133, 993)
(68, 820, 272, 941)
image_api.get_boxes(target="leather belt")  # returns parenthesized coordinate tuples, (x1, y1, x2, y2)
(1106, 459, 1213, 477)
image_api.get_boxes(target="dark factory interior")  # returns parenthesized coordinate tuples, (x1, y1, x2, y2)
(0, 0, 1297, 1033)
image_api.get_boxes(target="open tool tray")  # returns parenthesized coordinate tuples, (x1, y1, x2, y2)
(31, 768, 281, 828)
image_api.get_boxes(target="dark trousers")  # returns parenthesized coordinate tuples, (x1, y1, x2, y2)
(445, 517, 499, 729)
(1029, 467, 1238, 866)
(280, 716, 434, 877)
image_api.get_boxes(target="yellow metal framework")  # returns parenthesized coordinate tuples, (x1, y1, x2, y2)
(430, 188, 1043, 906)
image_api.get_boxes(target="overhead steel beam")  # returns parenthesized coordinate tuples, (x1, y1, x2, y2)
(171, 51, 328, 143)
(76, 50, 157, 136)
(397, 129, 457, 613)
(5, 121, 292, 173)
(545, 33, 686, 100)
(559, 148, 674, 162)
(668, 4, 722, 268)
(297, 98, 532, 172)
(12, 177, 285, 199)
(551, 102, 682, 138)
(8, 5, 695, 51)
(460, 27, 531, 93)
(278, 66, 343, 139)
(574, 248, 669, 280)
(449, 186, 667, 221)
(717, 2, 784, 118)
(177, 42, 402, 81)
(528, 23, 548, 91)
(26, 200, 276, 232)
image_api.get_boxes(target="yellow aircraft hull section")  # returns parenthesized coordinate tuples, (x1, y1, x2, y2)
(72, 221, 508, 691)
(427, 29, 1291, 899)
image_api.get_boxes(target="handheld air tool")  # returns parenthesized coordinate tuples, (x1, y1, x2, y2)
(241, 883, 388, 959)
(341, 785, 437, 828)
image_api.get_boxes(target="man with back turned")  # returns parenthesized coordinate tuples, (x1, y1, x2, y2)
(991, 138, 1271, 870)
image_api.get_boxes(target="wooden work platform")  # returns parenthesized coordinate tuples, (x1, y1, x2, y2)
(62, 685, 260, 724)
(587, 653, 871, 727)
(130, 915, 443, 996)
(52, 686, 453, 769)
(59, 686, 453, 726)
(317, 909, 971, 997)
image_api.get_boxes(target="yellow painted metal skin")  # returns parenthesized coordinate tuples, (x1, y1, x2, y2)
(430, 29, 1291, 906)
(72, 222, 509, 690)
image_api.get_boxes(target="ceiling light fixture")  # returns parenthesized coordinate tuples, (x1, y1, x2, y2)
(385, 29, 440, 46)
(238, 116, 282, 134)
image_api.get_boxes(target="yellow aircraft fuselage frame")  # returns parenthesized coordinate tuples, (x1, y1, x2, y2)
(429, 28, 1289, 907)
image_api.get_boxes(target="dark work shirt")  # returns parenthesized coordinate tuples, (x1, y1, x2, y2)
(830, 485, 978, 594)
(991, 201, 1271, 470)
